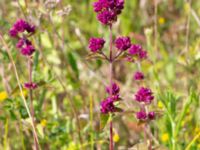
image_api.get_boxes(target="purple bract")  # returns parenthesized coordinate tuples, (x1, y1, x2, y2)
(89, 37, 105, 53)
(20, 45, 35, 56)
(115, 36, 131, 51)
(24, 82, 38, 89)
(100, 97, 116, 114)
(106, 82, 120, 95)
(134, 71, 144, 80)
(128, 44, 148, 60)
(97, 10, 116, 25)
(135, 87, 154, 104)
(148, 112, 155, 120)
(136, 111, 147, 120)
(93, 0, 124, 25)
(9, 19, 35, 38)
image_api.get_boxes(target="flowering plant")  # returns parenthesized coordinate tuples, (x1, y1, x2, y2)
(9, 19, 39, 149)
(88, 0, 156, 149)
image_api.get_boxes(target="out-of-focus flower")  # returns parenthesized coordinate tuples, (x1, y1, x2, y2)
(158, 101, 164, 109)
(113, 132, 120, 142)
(40, 119, 47, 127)
(20, 45, 35, 56)
(24, 82, 38, 89)
(161, 133, 169, 142)
(134, 71, 144, 80)
(106, 82, 120, 95)
(128, 44, 142, 55)
(158, 17, 165, 25)
(128, 44, 147, 60)
(148, 112, 155, 120)
(0, 91, 8, 102)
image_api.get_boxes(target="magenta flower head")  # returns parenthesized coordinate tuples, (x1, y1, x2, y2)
(116, 0, 124, 13)
(106, 82, 120, 95)
(9, 28, 18, 38)
(21, 45, 35, 56)
(148, 112, 155, 120)
(93, 0, 124, 25)
(9, 19, 36, 56)
(111, 94, 120, 101)
(136, 110, 147, 120)
(93, 0, 109, 12)
(134, 71, 144, 80)
(128, 44, 148, 60)
(135, 87, 154, 104)
(9, 19, 35, 38)
(13, 19, 27, 32)
(97, 10, 116, 25)
(16, 38, 32, 48)
(16, 38, 35, 56)
(100, 97, 116, 114)
(24, 82, 38, 89)
(128, 44, 142, 55)
(115, 36, 131, 51)
(24, 23, 36, 33)
(138, 50, 147, 59)
(89, 37, 105, 53)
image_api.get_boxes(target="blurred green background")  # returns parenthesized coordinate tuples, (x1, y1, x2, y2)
(0, 0, 200, 149)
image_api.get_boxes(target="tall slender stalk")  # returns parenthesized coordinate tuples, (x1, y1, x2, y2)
(109, 25, 114, 150)
(28, 56, 39, 150)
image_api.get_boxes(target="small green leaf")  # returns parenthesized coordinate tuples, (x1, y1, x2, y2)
(100, 114, 109, 130)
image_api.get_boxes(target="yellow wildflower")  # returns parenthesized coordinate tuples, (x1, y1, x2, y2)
(0, 91, 8, 102)
(158, 17, 165, 25)
(40, 119, 47, 127)
(113, 133, 120, 143)
(158, 101, 163, 109)
(161, 133, 169, 142)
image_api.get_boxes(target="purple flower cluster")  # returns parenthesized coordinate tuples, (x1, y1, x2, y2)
(9, 19, 35, 38)
(9, 19, 36, 56)
(89, 37, 105, 53)
(115, 36, 131, 51)
(101, 82, 120, 114)
(132, 69, 155, 121)
(16, 38, 35, 56)
(24, 82, 38, 89)
(101, 97, 116, 114)
(93, 0, 124, 25)
(134, 81, 155, 121)
(128, 44, 147, 60)
(135, 87, 154, 104)
(106, 82, 120, 95)
(136, 111, 155, 120)
(134, 71, 144, 80)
